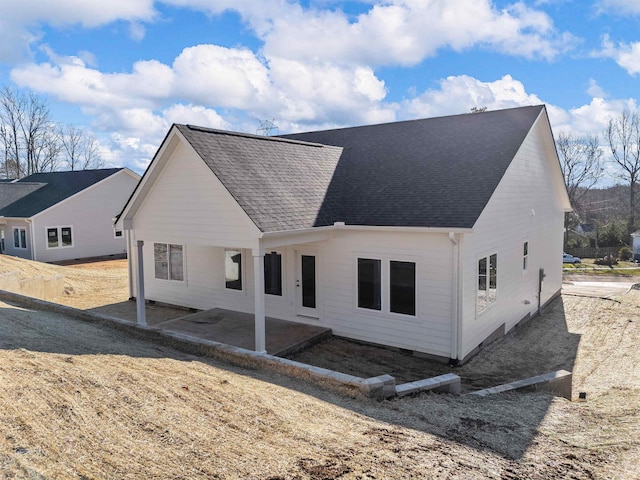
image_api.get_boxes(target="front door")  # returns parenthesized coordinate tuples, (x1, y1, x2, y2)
(296, 251, 318, 317)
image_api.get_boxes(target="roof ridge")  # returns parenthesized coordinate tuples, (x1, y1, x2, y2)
(181, 124, 331, 149)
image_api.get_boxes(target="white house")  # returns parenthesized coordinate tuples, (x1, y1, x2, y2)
(0, 168, 140, 263)
(116, 105, 571, 364)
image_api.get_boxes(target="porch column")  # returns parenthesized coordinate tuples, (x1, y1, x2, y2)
(252, 247, 266, 353)
(136, 240, 147, 326)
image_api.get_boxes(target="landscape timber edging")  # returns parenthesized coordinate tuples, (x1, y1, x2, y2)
(0, 289, 397, 400)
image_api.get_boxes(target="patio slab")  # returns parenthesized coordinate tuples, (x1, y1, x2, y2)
(154, 308, 332, 356)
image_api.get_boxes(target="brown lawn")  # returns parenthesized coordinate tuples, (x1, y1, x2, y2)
(0, 256, 638, 479)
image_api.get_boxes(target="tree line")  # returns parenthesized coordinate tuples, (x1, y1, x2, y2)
(558, 108, 640, 249)
(0, 86, 103, 179)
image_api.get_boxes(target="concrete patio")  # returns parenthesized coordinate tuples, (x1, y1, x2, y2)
(151, 308, 332, 357)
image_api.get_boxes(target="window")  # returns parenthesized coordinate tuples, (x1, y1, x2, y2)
(477, 253, 498, 312)
(523, 242, 529, 271)
(154, 243, 184, 281)
(46, 226, 73, 249)
(358, 258, 381, 310)
(264, 252, 282, 296)
(13, 228, 26, 249)
(390, 261, 416, 316)
(225, 249, 243, 290)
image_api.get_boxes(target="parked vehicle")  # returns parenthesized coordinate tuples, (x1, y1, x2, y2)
(563, 252, 581, 264)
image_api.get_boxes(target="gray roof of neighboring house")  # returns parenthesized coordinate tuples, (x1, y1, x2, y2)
(173, 105, 546, 232)
(0, 168, 124, 218)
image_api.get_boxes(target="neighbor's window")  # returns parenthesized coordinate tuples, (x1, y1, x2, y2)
(154, 243, 184, 281)
(264, 251, 282, 296)
(225, 249, 243, 290)
(358, 258, 381, 310)
(477, 253, 498, 312)
(523, 242, 529, 271)
(46, 226, 73, 249)
(390, 260, 416, 316)
(13, 227, 26, 249)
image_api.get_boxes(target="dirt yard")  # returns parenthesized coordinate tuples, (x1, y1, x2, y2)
(0, 257, 638, 479)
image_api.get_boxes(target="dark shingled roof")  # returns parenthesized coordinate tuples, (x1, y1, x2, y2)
(0, 168, 124, 218)
(175, 105, 545, 232)
(0, 183, 45, 210)
(176, 125, 343, 232)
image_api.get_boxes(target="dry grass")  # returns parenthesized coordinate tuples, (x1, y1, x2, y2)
(0, 256, 638, 479)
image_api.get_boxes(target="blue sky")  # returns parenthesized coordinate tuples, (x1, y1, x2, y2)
(1, 0, 640, 174)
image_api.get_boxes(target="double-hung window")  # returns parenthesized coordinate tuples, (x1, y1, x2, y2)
(477, 253, 498, 312)
(154, 243, 184, 281)
(357, 257, 416, 316)
(523, 242, 529, 272)
(13, 228, 26, 249)
(47, 226, 73, 249)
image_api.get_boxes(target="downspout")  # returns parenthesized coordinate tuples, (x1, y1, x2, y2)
(448, 232, 465, 365)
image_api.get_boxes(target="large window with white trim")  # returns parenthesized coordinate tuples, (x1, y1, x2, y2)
(13, 227, 26, 249)
(154, 243, 184, 281)
(477, 253, 497, 312)
(390, 260, 416, 316)
(358, 258, 382, 310)
(357, 257, 416, 316)
(46, 226, 73, 249)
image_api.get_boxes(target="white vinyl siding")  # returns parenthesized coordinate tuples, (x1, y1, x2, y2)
(30, 170, 138, 262)
(460, 112, 565, 359)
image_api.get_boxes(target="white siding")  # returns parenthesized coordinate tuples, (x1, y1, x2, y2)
(459, 115, 565, 359)
(132, 141, 260, 248)
(31, 171, 139, 263)
(132, 139, 261, 307)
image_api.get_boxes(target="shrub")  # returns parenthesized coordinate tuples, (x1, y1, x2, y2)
(594, 255, 618, 266)
(619, 246, 633, 261)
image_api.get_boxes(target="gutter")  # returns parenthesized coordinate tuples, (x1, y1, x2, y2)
(448, 232, 464, 364)
(261, 222, 473, 239)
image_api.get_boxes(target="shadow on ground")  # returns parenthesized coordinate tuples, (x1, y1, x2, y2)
(0, 295, 580, 462)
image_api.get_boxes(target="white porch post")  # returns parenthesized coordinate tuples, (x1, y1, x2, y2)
(252, 246, 266, 353)
(136, 240, 147, 326)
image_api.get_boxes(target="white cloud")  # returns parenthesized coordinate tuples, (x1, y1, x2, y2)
(595, 0, 640, 15)
(596, 34, 640, 76)
(0, 0, 156, 61)
(401, 74, 544, 119)
(587, 79, 607, 98)
(261, 0, 576, 66)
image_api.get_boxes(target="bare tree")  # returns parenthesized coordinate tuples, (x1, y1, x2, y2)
(606, 109, 640, 235)
(58, 124, 103, 170)
(556, 132, 604, 210)
(0, 86, 104, 178)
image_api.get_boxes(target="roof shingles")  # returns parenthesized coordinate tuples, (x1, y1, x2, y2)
(175, 105, 545, 232)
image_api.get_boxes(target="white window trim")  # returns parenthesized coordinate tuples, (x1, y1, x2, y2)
(153, 242, 186, 283)
(13, 227, 27, 250)
(45, 225, 74, 250)
(476, 251, 498, 315)
(353, 253, 419, 319)
(224, 248, 245, 293)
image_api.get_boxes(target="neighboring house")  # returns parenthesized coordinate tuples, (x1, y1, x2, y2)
(631, 231, 640, 261)
(116, 105, 571, 363)
(0, 168, 140, 263)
